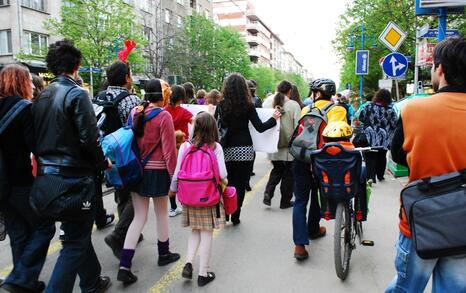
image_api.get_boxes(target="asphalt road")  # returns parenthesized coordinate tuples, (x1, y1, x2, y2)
(0, 153, 409, 293)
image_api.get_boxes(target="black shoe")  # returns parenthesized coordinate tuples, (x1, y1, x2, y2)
(245, 183, 252, 192)
(250, 172, 256, 176)
(117, 269, 137, 286)
(197, 272, 215, 287)
(138, 234, 144, 244)
(263, 193, 272, 206)
(91, 276, 111, 293)
(0, 283, 34, 293)
(225, 215, 230, 222)
(96, 214, 115, 230)
(158, 252, 180, 266)
(232, 219, 241, 226)
(104, 234, 123, 259)
(35, 281, 46, 292)
(280, 201, 294, 209)
(181, 263, 193, 279)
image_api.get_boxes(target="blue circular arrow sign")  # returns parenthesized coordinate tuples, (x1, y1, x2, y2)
(382, 52, 408, 78)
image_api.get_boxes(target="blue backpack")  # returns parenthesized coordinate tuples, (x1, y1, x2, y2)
(102, 108, 163, 189)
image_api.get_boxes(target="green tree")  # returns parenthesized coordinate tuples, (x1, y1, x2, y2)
(45, 0, 147, 76)
(334, 0, 466, 97)
(166, 13, 251, 90)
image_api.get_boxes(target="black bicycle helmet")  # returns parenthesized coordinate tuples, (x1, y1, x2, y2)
(310, 78, 336, 97)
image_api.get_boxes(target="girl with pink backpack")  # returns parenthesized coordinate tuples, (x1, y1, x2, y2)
(168, 112, 228, 287)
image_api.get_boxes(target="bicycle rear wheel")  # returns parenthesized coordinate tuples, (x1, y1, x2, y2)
(334, 201, 352, 280)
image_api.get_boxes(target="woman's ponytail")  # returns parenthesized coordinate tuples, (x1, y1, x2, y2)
(273, 80, 292, 108)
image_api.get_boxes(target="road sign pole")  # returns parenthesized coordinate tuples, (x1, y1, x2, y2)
(360, 24, 365, 105)
(90, 66, 94, 98)
(438, 8, 447, 41)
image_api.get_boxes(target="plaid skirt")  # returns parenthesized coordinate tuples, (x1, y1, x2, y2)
(182, 202, 226, 230)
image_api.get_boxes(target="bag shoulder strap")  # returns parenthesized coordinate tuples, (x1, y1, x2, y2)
(0, 99, 31, 135)
(139, 109, 165, 166)
(112, 91, 131, 105)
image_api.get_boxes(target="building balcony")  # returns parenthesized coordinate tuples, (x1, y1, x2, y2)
(249, 49, 261, 58)
(246, 35, 260, 46)
(246, 22, 259, 33)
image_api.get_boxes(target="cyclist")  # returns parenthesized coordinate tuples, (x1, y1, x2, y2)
(293, 78, 348, 260)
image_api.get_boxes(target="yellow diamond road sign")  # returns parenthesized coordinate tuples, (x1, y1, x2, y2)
(379, 22, 407, 52)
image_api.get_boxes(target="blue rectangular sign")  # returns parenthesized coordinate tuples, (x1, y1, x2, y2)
(355, 50, 370, 75)
(421, 29, 460, 38)
(79, 67, 103, 73)
(415, 0, 465, 15)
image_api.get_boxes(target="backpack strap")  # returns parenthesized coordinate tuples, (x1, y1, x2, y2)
(0, 99, 31, 135)
(112, 91, 131, 106)
(139, 108, 165, 166)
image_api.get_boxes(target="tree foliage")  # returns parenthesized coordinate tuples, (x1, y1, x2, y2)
(166, 13, 251, 90)
(334, 0, 466, 97)
(45, 0, 147, 73)
(246, 66, 309, 99)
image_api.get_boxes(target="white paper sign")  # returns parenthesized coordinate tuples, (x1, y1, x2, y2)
(181, 104, 280, 153)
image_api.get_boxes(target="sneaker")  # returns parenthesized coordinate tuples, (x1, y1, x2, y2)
(96, 214, 115, 230)
(309, 226, 327, 240)
(59, 228, 65, 241)
(294, 245, 309, 261)
(197, 272, 215, 287)
(158, 252, 180, 266)
(169, 207, 182, 217)
(117, 269, 137, 286)
(181, 263, 193, 279)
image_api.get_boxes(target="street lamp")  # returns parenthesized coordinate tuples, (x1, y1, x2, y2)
(346, 24, 377, 104)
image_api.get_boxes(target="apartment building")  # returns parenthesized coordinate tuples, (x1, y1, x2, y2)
(213, 0, 307, 77)
(0, 0, 61, 72)
(0, 0, 213, 76)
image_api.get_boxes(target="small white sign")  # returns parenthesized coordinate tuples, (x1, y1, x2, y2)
(378, 22, 408, 52)
(378, 79, 393, 90)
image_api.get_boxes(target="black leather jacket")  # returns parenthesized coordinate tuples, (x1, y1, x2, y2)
(32, 75, 108, 176)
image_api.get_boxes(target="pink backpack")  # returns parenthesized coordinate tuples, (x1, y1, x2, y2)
(177, 144, 221, 207)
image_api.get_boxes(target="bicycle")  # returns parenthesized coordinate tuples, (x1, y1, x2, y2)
(312, 144, 378, 280)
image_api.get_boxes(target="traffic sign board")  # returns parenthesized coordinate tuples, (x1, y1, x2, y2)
(355, 50, 370, 75)
(79, 67, 103, 73)
(382, 52, 408, 78)
(378, 22, 407, 52)
(420, 28, 460, 39)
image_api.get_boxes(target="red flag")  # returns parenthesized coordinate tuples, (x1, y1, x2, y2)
(118, 40, 137, 62)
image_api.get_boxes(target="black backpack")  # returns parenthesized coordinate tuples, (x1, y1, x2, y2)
(93, 91, 131, 136)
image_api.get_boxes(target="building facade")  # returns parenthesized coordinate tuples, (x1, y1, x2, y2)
(213, 0, 307, 77)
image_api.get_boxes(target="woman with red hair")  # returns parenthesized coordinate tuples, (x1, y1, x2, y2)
(0, 64, 54, 292)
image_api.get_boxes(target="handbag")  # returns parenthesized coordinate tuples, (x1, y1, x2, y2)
(30, 174, 96, 222)
(216, 106, 228, 147)
(401, 169, 466, 259)
(222, 186, 237, 215)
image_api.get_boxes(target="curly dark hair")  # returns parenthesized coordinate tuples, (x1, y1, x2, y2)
(373, 88, 392, 106)
(220, 73, 252, 118)
(46, 39, 82, 76)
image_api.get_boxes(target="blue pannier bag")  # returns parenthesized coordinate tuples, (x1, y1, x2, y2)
(102, 108, 163, 189)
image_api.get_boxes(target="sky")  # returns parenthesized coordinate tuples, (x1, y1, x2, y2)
(251, 0, 350, 87)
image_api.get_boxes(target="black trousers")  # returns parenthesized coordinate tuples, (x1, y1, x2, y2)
(264, 161, 294, 206)
(94, 174, 108, 226)
(364, 149, 387, 182)
(111, 188, 134, 241)
(226, 160, 253, 223)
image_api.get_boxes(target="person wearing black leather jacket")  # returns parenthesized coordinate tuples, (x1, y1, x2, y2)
(32, 40, 111, 293)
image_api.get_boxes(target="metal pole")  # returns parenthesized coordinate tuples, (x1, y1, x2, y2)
(359, 24, 365, 105)
(90, 67, 94, 98)
(395, 79, 400, 101)
(438, 8, 447, 42)
(414, 35, 419, 95)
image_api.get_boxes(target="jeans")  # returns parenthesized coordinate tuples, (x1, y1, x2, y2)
(264, 161, 294, 206)
(4, 187, 55, 291)
(385, 233, 466, 293)
(292, 160, 321, 246)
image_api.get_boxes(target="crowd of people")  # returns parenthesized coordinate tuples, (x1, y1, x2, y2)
(0, 36, 465, 293)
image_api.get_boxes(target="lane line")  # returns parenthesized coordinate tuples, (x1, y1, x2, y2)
(148, 173, 269, 293)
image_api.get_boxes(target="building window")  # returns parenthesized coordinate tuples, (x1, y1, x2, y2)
(143, 26, 151, 42)
(21, 0, 45, 11)
(177, 0, 184, 6)
(140, 0, 150, 12)
(23, 31, 48, 56)
(164, 9, 170, 23)
(0, 0, 10, 6)
(0, 30, 12, 55)
(123, 0, 133, 5)
(177, 15, 182, 28)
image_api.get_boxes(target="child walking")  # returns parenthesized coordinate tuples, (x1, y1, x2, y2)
(117, 79, 180, 286)
(169, 112, 227, 287)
